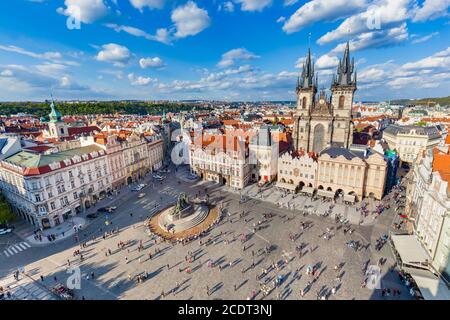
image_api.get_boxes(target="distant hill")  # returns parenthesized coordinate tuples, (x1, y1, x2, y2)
(391, 96, 450, 106)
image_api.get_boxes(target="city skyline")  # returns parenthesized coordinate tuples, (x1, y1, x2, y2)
(0, 0, 449, 102)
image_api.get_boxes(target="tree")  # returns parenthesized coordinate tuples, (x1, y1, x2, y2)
(0, 194, 15, 225)
(414, 121, 426, 127)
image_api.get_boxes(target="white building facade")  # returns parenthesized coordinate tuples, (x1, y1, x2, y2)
(0, 145, 111, 229)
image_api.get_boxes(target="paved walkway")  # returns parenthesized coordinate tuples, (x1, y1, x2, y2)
(12, 174, 157, 246)
(0, 273, 57, 300)
(221, 183, 380, 226)
(26, 217, 86, 246)
(0, 164, 409, 301)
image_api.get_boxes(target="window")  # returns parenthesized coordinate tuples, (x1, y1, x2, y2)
(73, 192, 78, 199)
(50, 202, 56, 210)
(57, 185, 65, 194)
(338, 95, 345, 109)
(71, 180, 75, 189)
(48, 192, 53, 198)
(35, 194, 41, 202)
(302, 97, 307, 109)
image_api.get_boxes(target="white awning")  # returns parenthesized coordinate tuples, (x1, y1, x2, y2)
(343, 194, 356, 203)
(391, 234, 430, 267)
(301, 186, 315, 194)
(403, 267, 450, 300)
(317, 189, 334, 198)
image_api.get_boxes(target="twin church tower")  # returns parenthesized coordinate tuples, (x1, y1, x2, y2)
(293, 42, 357, 153)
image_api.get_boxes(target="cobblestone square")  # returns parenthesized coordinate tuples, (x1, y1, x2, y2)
(0, 167, 411, 300)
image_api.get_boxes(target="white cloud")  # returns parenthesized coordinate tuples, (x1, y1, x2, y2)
(0, 44, 62, 60)
(35, 62, 67, 75)
(129, 0, 164, 12)
(57, 0, 108, 24)
(358, 67, 387, 82)
(317, 0, 411, 45)
(107, 2, 209, 43)
(282, 0, 367, 34)
(0, 64, 88, 92)
(96, 43, 131, 67)
(202, 65, 254, 82)
(0, 69, 13, 77)
(402, 47, 450, 70)
(316, 54, 339, 69)
(105, 24, 171, 44)
(234, 0, 272, 12)
(99, 69, 124, 80)
(58, 75, 89, 90)
(411, 32, 439, 44)
(276, 16, 286, 23)
(171, 1, 211, 38)
(153, 28, 171, 44)
(219, 1, 235, 12)
(413, 0, 450, 22)
(128, 73, 157, 86)
(329, 23, 409, 54)
(139, 57, 164, 69)
(284, 0, 299, 6)
(218, 48, 259, 68)
(355, 47, 450, 93)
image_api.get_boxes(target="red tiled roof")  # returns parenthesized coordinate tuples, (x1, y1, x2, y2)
(432, 148, 450, 192)
(222, 120, 240, 126)
(67, 126, 100, 136)
(23, 145, 53, 153)
(280, 119, 294, 126)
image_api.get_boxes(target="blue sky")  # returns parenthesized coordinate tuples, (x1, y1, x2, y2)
(0, 0, 449, 102)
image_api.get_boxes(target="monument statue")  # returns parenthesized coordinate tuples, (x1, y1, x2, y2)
(170, 193, 193, 220)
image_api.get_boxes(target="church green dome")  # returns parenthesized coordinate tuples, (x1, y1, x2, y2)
(48, 100, 62, 123)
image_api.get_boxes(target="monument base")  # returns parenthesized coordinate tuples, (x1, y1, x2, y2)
(158, 203, 209, 233)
